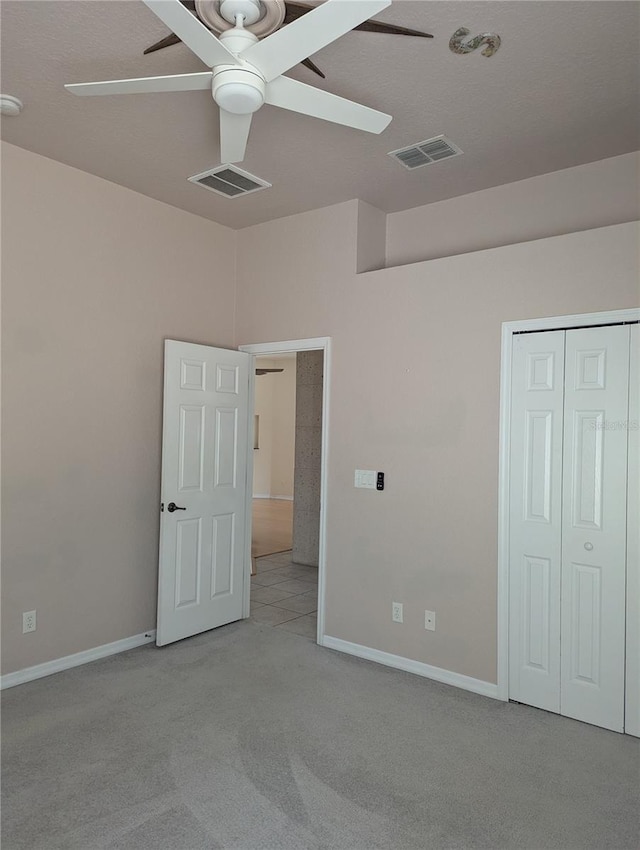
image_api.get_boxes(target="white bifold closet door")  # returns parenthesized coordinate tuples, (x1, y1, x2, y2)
(509, 324, 637, 733)
(625, 325, 639, 737)
(560, 326, 630, 730)
(509, 330, 565, 714)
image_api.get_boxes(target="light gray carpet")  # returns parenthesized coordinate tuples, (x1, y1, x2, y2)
(2, 621, 639, 850)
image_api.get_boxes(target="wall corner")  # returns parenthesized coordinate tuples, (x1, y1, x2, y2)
(356, 200, 387, 273)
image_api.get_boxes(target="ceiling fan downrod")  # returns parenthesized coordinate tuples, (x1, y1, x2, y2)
(218, 0, 262, 27)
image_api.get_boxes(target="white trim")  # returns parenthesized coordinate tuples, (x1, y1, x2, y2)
(502, 308, 639, 335)
(252, 494, 294, 501)
(497, 319, 513, 701)
(321, 635, 499, 700)
(497, 308, 640, 704)
(243, 359, 256, 618)
(241, 337, 330, 356)
(0, 630, 156, 690)
(240, 337, 331, 643)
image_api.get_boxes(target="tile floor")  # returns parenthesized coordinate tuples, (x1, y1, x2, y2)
(250, 550, 318, 640)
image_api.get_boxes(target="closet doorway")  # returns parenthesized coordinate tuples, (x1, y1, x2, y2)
(498, 310, 639, 734)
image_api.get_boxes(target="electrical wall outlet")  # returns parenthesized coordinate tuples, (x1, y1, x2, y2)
(392, 601, 403, 623)
(22, 610, 36, 634)
(424, 610, 436, 631)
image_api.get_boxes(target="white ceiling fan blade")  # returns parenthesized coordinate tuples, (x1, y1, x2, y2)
(220, 110, 253, 163)
(243, 0, 391, 83)
(142, 0, 239, 68)
(65, 72, 212, 96)
(265, 76, 391, 134)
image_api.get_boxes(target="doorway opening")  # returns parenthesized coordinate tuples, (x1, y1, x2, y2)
(251, 353, 297, 564)
(240, 338, 330, 645)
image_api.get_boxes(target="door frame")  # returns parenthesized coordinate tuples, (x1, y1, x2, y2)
(239, 337, 331, 644)
(497, 308, 639, 701)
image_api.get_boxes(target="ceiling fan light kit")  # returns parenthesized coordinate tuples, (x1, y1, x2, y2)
(65, 0, 393, 165)
(213, 68, 265, 114)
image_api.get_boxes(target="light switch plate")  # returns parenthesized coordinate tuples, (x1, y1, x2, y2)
(355, 469, 376, 489)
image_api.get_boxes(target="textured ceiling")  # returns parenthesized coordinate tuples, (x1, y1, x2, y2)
(1, 1, 638, 229)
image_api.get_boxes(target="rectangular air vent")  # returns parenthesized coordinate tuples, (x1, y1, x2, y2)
(188, 165, 271, 198)
(388, 135, 463, 170)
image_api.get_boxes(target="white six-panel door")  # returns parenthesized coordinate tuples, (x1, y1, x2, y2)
(509, 324, 636, 733)
(157, 341, 251, 646)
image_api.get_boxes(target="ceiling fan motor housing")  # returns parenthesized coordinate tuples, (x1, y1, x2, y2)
(213, 28, 265, 114)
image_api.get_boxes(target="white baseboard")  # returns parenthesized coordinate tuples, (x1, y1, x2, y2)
(321, 635, 501, 700)
(0, 630, 156, 690)
(253, 493, 272, 499)
(253, 494, 294, 501)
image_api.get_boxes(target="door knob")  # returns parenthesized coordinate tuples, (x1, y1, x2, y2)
(167, 502, 186, 513)
(584, 542, 593, 551)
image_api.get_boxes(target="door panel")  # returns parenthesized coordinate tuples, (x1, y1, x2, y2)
(157, 341, 250, 646)
(569, 562, 601, 685)
(561, 326, 630, 731)
(211, 512, 234, 597)
(175, 518, 201, 607)
(179, 405, 205, 491)
(625, 325, 639, 736)
(509, 332, 565, 711)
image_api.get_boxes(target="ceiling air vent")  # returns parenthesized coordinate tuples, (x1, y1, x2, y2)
(188, 165, 271, 198)
(388, 135, 463, 170)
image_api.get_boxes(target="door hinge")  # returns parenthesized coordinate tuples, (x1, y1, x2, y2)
(161, 502, 164, 512)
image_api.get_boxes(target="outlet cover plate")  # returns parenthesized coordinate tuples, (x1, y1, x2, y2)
(22, 610, 37, 633)
(424, 610, 436, 631)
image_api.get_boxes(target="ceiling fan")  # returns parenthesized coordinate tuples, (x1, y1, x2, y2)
(143, 0, 434, 80)
(256, 368, 284, 375)
(66, 0, 400, 164)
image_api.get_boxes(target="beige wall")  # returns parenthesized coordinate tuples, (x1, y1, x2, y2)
(252, 356, 296, 498)
(252, 358, 276, 496)
(236, 199, 639, 684)
(270, 358, 296, 499)
(386, 152, 640, 267)
(2, 143, 638, 684)
(1, 142, 237, 674)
